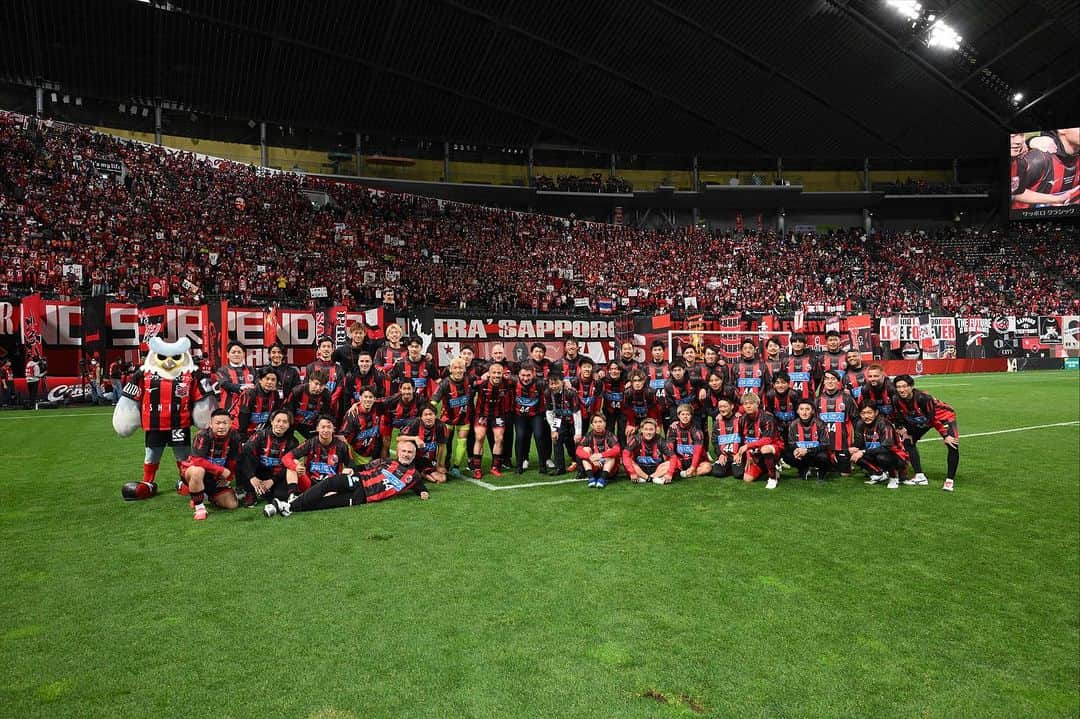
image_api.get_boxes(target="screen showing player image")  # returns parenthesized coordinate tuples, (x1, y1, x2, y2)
(1009, 128, 1080, 219)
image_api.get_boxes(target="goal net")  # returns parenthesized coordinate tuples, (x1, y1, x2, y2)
(668, 329, 793, 362)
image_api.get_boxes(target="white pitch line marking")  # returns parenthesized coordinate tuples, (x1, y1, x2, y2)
(0, 410, 116, 420)
(922, 420, 1078, 441)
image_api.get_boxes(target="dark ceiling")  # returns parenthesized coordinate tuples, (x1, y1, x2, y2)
(1, 0, 1077, 158)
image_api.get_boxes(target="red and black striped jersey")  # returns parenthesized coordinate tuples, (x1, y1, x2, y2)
(844, 366, 867, 400)
(712, 414, 742, 455)
(699, 385, 735, 419)
(765, 389, 798, 426)
(787, 419, 831, 454)
(858, 379, 897, 417)
(379, 392, 421, 429)
(623, 436, 670, 469)
(666, 421, 705, 460)
(402, 418, 451, 463)
(191, 428, 244, 471)
(732, 359, 770, 399)
(782, 352, 820, 401)
(737, 410, 780, 448)
(571, 376, 603, 417)
(216, 364, 255, 416)
(355, 458, 427, 503)
(820, 351, 848, 373)
(237, 386, 282, 436)
(284, 437, 354, 481)
(817, 390, 858, 451)
(471, 377, 513, 418)
(344, 367, 391, 402)
(545, 386, 581, 420)
(123, 369, 214, 432)
(599, 376, 626, 415)
(576, 430, 620, 456)
(511, 377, 547, 417)
(286, 384, 334, 428)
(893, 390, 956, 430)
(623, 385, 660, 422)
(340, 405, 384, 456)
(553, 355, 584, 381)
(391, 357, 438, 398)
(243, 428, 299, 478)
(663, 376, 696, 412)
(643, 361, 670, 397)
(853, 416, 905, 459)
(304, 359, 346, 408)
(374, 344, 407, 373)
(432, 376, 473, 425)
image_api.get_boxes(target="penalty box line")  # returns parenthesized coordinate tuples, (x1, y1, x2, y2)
(465, 420, 1080, 492)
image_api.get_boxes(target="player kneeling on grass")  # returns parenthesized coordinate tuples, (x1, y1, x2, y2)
(734, 392, 783, 489)
(892, 374, 959, 492)
(178, 409, 242, 520)
(622, 418, 673, 484)
(783, 400, 833, 482)
(851, 404, 909, 490)
(658, 403, 711, 484)
(400, 403, 451, 483)
(281, 416, 355, 495)
(237, 408, 299, 507)
(264, 438, 429, 517)
(575, 414, 621, 488)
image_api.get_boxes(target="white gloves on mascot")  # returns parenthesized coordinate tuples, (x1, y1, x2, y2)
(114, 336, 216, 500)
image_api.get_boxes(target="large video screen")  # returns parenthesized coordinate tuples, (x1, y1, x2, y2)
(1009, 128, 1079, 219)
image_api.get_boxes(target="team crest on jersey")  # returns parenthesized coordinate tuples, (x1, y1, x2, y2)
(174, 377, 190, 398)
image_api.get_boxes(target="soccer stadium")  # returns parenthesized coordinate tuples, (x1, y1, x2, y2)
(1, 1, 1078, 716)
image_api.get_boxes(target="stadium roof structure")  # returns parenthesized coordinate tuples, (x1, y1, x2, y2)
(2, 0, 1078, 158)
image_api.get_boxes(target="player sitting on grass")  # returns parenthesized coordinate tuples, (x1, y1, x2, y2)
(575, 413, 621, 488)
(659, 403, 712, 483)
(264, 438, 429, 517)
(621, 418, 672, 484)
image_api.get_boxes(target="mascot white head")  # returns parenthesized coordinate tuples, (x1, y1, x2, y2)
(141, 336, 197, 377)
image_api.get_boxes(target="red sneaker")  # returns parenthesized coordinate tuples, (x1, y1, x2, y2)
(193, 505, 208, 521)
(472, 468, 482, 480)
(490, 467, 503, 477)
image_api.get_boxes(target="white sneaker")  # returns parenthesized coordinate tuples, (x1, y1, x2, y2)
(887, 477, 900, 489)
(942, 478, 955, 492)
(652, 476, 669, 485)
(864, 473, 887, 485)
(765, 478, 778, 490)
(274, 498, 292, 517)
(262, 503, 277, 518)
(903, 474, 929, 486)
(522, 460, 529, 470)
(545, 459, 555, 469)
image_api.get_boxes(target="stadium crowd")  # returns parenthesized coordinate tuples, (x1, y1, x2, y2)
(1, 112, 1077, 319)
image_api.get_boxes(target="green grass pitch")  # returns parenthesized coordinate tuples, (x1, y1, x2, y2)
(1, 371, 1077, 718)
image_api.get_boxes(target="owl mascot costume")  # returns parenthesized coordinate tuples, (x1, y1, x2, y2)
(113, 337, 216, 499)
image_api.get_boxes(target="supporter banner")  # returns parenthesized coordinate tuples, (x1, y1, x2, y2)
(20, 293, 46, 361)
(1038, 316, 1062, 344)
(1014, 315, 1039, 336)
(847, 315, 873, 358)
(263, 306, 281, 347)
(91, 158, 124, 175)
(427, 309, 620, 364)
(204, 301, 228, 368)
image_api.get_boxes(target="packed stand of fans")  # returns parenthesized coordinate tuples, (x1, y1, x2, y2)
(1, 112, 1076, 316)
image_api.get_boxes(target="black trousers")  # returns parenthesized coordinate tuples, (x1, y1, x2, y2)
(514, 414, 551, 469)
(781, 448, 833, 477)
(856, 447, 903, 474)
(291, 473, 366, 512)
(237, 449, 292, 501)
(551, 424, 577, 473)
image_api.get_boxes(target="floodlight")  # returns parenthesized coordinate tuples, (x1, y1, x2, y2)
(927, 20, 962, 50)
(1012, 92, 1023, 103)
